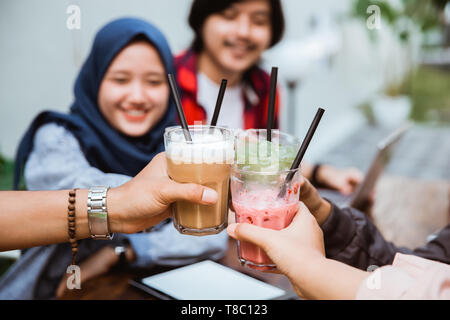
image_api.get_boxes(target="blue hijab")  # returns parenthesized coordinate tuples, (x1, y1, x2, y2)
(14, 18, 176, 188)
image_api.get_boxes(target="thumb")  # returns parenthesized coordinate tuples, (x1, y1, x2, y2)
(227, 222, 275, 251)
(299, 178, 322, 212)
(160, 180, 218, 205)
(339, 185, 353, 195)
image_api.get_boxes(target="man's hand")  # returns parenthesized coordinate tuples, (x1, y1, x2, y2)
(317, 165, 363, 195)
(299, 177, 332, 225)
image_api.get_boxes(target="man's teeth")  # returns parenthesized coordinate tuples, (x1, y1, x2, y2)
(229, 44, 247, 50)
(226, 42, 255, 54)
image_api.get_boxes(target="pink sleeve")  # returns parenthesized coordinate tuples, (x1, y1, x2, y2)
(356, 253, 450, 299)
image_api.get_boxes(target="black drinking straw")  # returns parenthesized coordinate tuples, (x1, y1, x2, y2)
(266, 67, 278, 142)
(278, 107, 325, 198)
(168, 73, 192, 141)
(210, 79, 227, 126)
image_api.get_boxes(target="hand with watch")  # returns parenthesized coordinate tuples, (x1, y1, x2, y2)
(0, 152, 220, 297)
(84, 153, 221, 242)
(88, 153, 220, 237)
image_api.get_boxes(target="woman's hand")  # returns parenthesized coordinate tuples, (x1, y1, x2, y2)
(227, 202, 326, 298)
(227, 202, 369, 300)
(108, 152, 218, 234)
(317, 165, 363, 195)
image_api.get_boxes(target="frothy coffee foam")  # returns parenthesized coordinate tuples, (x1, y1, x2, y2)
(166, 130, 234, 164)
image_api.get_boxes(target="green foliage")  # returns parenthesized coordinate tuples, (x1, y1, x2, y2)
(359, 66, 450, 124)
(352, 0, 399, 25)
(408, 66, 450, 123)
(352, 0, 446, 38)
(0, 153, 14, 190)
(357, 101, 376, 125)
(431, 0, 448, 10)
(402, 0, 447, 32)
(0, 154, 4, 171)
(0, 258, 15, 278)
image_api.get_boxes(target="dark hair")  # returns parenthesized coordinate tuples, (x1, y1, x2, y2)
(188, 0, 285, 52)
(129, 33, 151, 43)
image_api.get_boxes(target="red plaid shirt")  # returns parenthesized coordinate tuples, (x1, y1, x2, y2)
(174, 49, 280, 129)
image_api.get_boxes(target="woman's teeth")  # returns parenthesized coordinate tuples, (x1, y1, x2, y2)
(124, 109, 146, 116)
(227, 42, 247, 50)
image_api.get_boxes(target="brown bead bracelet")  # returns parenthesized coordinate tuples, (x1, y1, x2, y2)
(68, 189, 78, 265)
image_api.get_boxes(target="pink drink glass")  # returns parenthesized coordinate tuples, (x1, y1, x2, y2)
(230, 130, 301, 270)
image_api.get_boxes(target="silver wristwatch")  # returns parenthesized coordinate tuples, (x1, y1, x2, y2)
(87, 186, 113, 240)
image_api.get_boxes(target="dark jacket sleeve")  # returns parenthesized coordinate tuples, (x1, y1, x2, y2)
(321, 202, 450, 270)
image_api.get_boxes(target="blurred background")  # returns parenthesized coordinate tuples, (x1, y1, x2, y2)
(1, 0, 450, 180)
(1, 0, 450, 270)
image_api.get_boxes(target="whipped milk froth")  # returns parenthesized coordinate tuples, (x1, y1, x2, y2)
(165, 127, 234, 164)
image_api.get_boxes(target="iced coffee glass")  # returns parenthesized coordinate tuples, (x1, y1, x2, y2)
(231, 129, 301, 270)
(164, 125, 234, 236)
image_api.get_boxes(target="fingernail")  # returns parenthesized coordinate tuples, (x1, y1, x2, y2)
(227, 223, 237, 237)
(202, 188, 218, 203)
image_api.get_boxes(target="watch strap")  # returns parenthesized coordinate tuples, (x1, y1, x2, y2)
(87, 186, 113, 240)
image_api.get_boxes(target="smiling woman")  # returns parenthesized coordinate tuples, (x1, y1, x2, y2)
(4, 17, 228, 300)
(98, 36, 170, 137)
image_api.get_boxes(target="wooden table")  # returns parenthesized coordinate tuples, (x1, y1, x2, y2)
(61, 175, 449, 300)
(60, 238, 296, 300)
(372, 176, 450, 248)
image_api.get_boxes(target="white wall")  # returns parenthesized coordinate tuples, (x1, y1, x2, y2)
(0, 0, 193, 158)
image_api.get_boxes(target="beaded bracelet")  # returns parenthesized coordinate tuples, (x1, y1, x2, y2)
(68, 189, 78, 265)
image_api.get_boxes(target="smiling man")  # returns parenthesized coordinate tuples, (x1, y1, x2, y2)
(175, 0, 365, 195)
(176, 0, 284, 130)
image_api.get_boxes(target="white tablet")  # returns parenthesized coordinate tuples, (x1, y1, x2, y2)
(129, 260, 294, 300)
